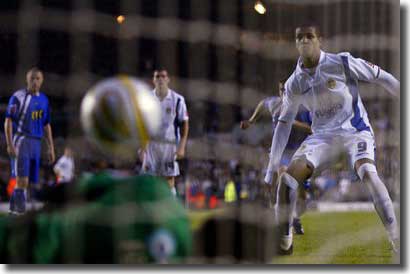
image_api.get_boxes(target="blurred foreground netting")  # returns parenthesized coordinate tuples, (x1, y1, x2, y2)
(190, 202, 277, 263)
(0, 173, 192, 264)
(0, 0, 400, 265)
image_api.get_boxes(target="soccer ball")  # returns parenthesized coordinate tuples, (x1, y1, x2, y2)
(80, 76, 161, 158)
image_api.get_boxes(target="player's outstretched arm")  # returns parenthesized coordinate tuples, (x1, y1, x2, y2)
(44, 124, 55, 163)
(344, 54, 400, 98)
(176, 120, 189, 160)
(374, 69, 400, 99)
(4, 118, 16, 158)
(240, 99, 267, 130)
(264, 120, 294, 184)
(264, 76, 300, 184)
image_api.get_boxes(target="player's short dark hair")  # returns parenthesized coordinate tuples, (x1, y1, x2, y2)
(27, 67, 43, 75)
(153, 67, 168, 75)
(295, 21, 322, 38)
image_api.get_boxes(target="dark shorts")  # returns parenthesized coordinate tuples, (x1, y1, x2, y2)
(13, 136, 42, 183)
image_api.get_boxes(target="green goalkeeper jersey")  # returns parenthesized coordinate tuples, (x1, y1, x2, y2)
(0, 173, 192, 264)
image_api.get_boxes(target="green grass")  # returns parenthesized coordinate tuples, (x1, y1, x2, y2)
(274, 211, 396, 264)
(189, 210, 398, 264)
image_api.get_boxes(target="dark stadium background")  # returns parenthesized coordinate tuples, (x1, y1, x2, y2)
(0, 0, 399, 208)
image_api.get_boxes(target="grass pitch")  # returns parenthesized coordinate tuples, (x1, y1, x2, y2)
(272, 211, 396, 264)
(189, 210, 398, 264)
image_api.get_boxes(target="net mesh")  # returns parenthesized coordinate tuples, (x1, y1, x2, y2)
(0, 0, 401, 263)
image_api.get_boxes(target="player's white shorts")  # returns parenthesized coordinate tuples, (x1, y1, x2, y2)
(292, 130, 375, 170)
(141, 141, 180, 177)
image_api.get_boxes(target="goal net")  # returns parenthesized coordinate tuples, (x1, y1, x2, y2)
(0, 0, 400, 264)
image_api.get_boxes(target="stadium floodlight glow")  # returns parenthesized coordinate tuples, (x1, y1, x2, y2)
(116, 15, 125, 24)
(254, 1, 266, 15)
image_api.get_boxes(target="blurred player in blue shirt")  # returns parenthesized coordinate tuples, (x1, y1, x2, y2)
(240, 80, 312, 162)
(4, 67, 55, 215)
(240, 80, 312, 234)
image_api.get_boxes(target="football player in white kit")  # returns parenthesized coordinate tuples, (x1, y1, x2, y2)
(53, 146, 75, 184)
(240, 80, 312, 234)
(240, 80, 311, 135)
(141, 69, 189, 196)
(264, 24, 400, 255)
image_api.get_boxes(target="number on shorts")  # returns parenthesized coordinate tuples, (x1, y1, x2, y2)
(357, 141, 367, 153)
(165, 162, 174, 171)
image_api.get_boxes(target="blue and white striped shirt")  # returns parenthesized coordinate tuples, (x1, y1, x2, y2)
(5, 89, 51, 139)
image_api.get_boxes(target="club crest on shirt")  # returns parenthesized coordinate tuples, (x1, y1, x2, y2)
(365, 60, 375, 68)
(326, 78, 337, 89)
(166, 107, 172, 114)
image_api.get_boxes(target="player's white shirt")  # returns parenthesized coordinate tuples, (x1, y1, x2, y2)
(153, 88, 189, 143)
(53, 155, 75, 183)
(280, 50, 385, 134)
(263, 96, 282, 122)
(264, 50, 399, 183)
(142, 88, 189, 177)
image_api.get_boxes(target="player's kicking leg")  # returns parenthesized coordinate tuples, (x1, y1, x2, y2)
(292, 180, 313, 235)
(275, 159, 313, 254)
(355, 159, 399, 253)
(166, 176, 177, 196)
(293, 180, 310, 235)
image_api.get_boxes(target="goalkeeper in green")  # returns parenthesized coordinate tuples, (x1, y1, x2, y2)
(0, 172, 192, 263)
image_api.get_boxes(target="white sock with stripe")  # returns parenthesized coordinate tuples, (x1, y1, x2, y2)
(276, 173, 298, 249)
(358, 163, 399, 241)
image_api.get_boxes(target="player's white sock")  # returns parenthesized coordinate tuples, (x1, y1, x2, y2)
(171, 187, 177, 196)
(358, 163, 399, 241)
(295, 196, 307, 218)
(276, 173, 298, 242)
